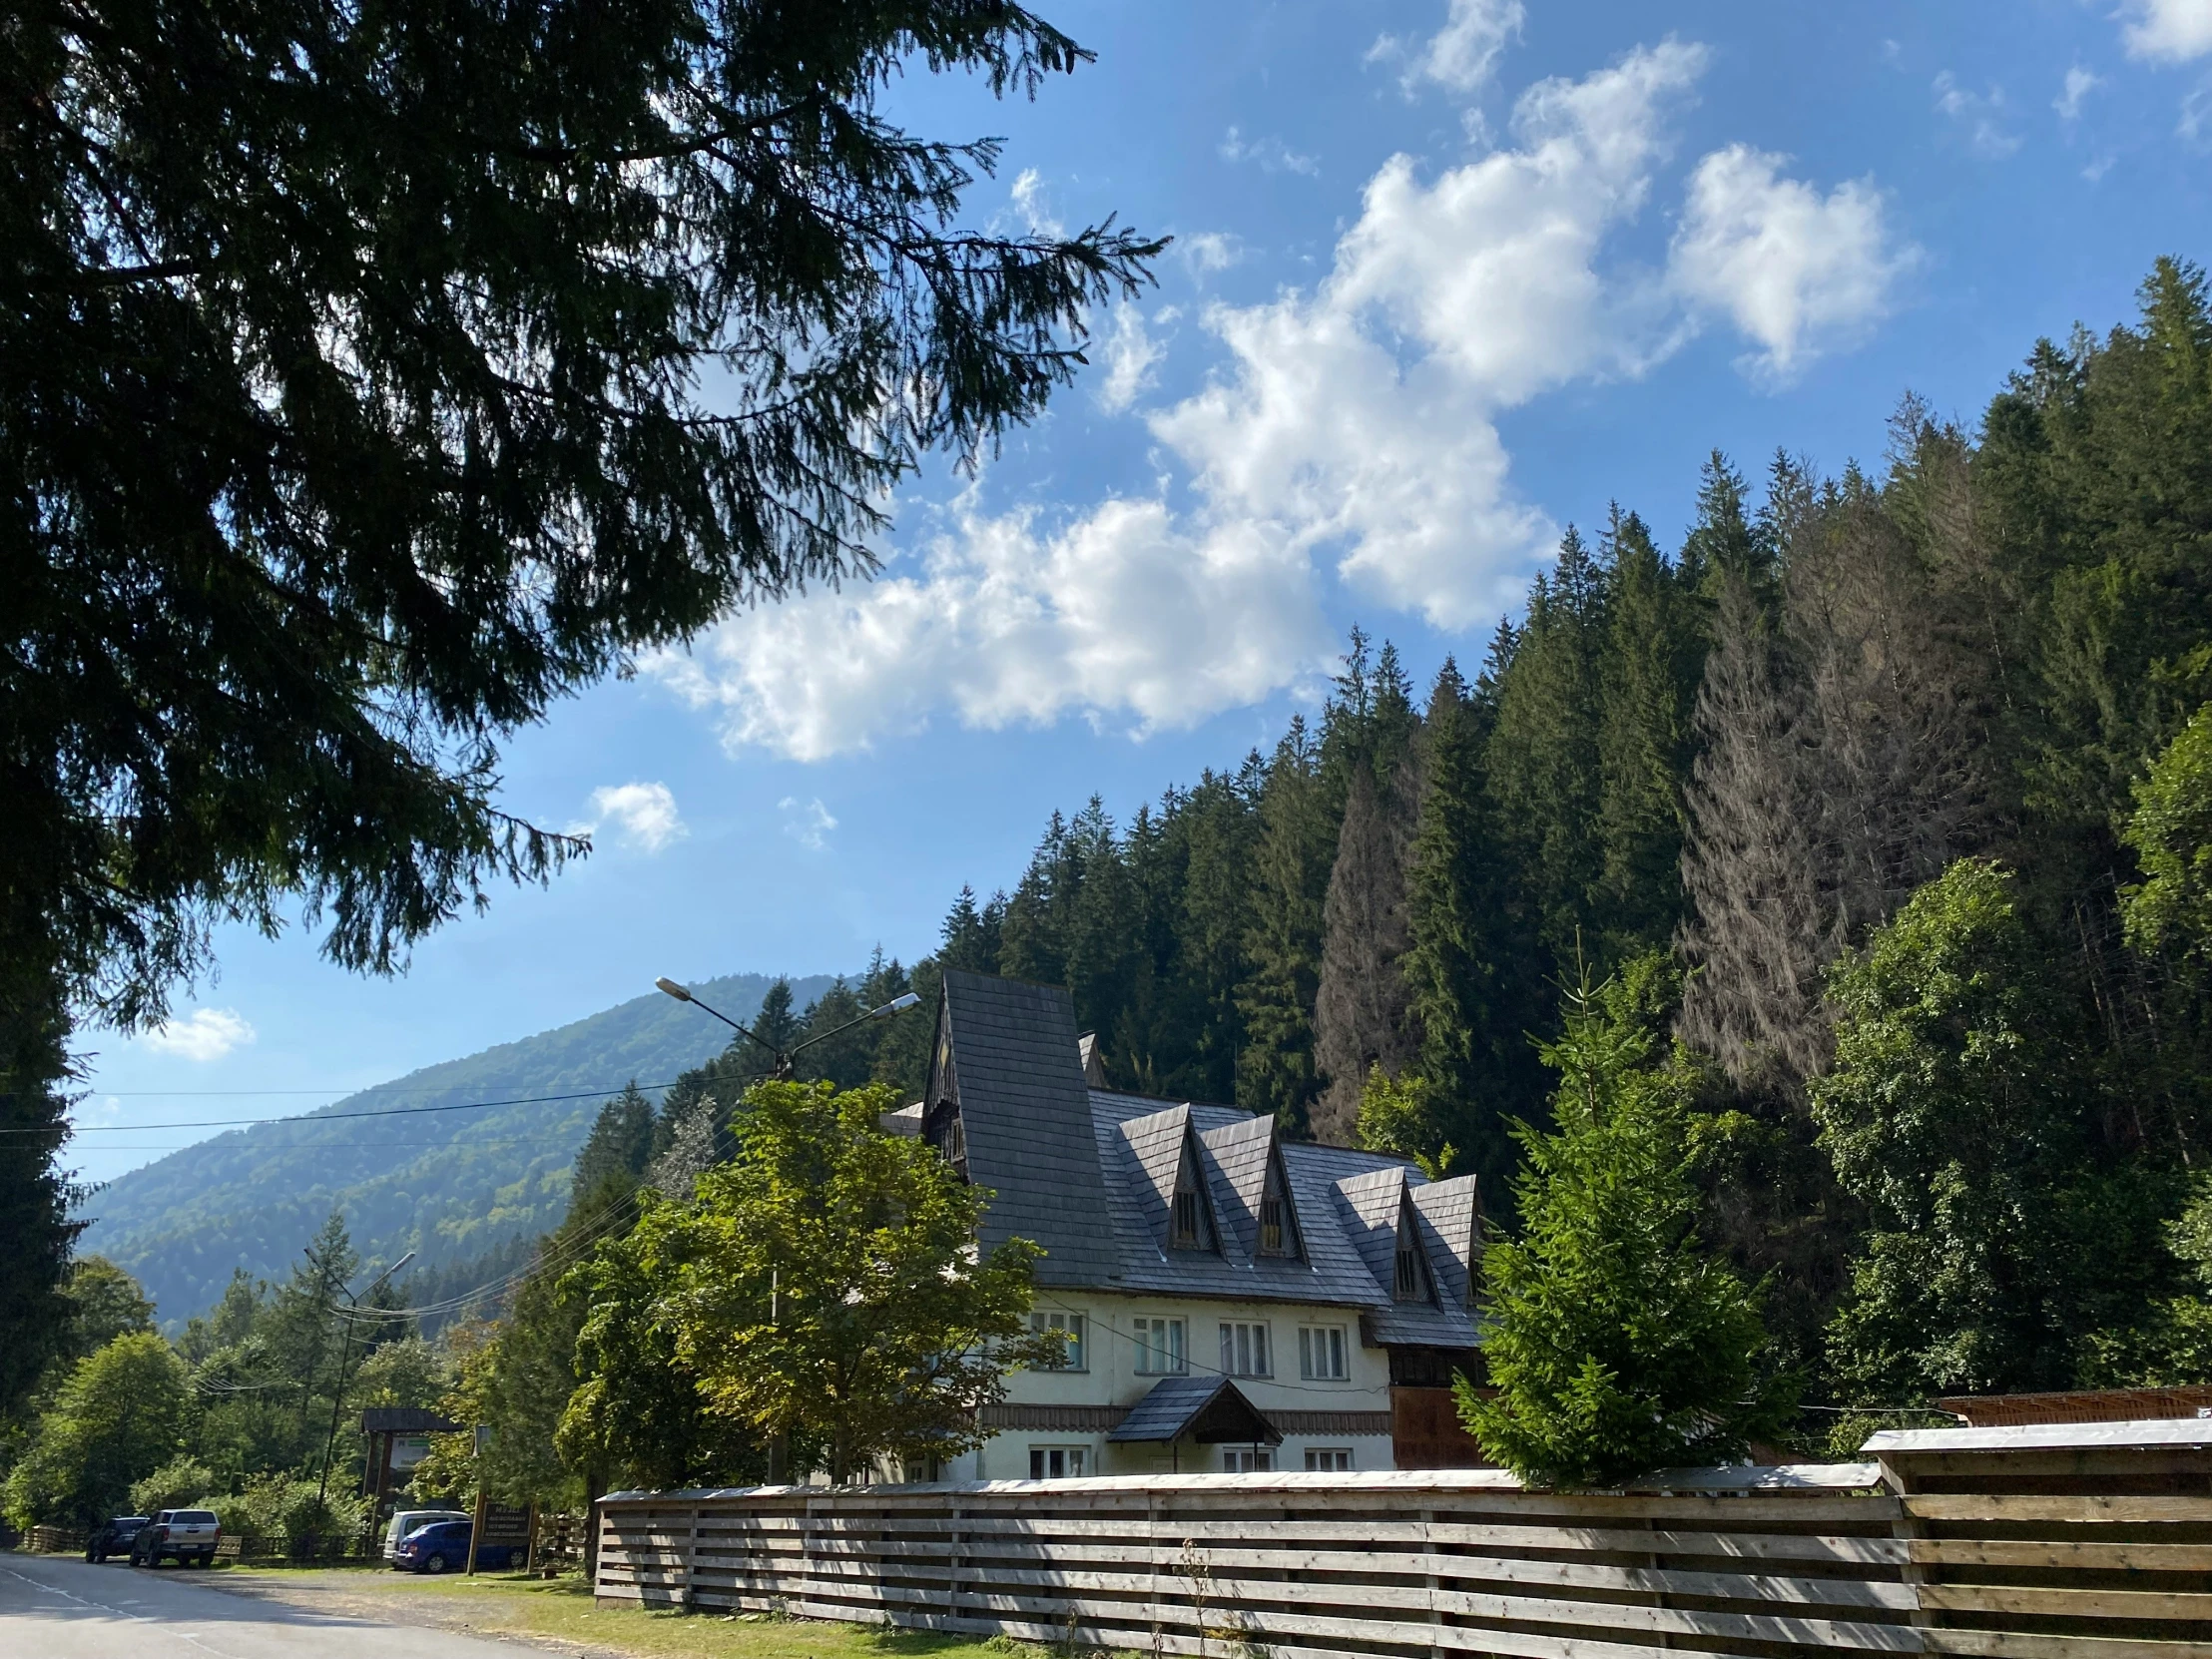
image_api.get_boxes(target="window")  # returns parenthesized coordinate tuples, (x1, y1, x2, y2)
(1028, 1446, 1088, 1479)
(1169, 1139, 1216, 1252)
(1258, 1155, 1298, 1257)
(1299, 1326, 1349, 1382)
(1305, 1448, 1354, 1471)
(1030, 1311, 1087, 1371)
(1133, 1317, 1187, 1375)
(1219, 1322, 1272, 1378)
(1222, 1447, 1273, 1472)
(1393, 1231, 1427, 1301)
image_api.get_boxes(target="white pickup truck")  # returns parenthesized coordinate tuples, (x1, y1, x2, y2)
(132, 1508, 221, 1567)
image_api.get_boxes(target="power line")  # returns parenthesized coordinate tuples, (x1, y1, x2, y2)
(5, 1081, 678, 1135)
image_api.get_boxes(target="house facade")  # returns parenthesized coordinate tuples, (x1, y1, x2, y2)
(896, 969, 1485, 1478)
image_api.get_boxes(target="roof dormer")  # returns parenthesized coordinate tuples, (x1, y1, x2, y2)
(1391, 1187, 1435, 1304)
(1124, 1105, 1221, 1256)
(1168, 1137, 1218, 1253)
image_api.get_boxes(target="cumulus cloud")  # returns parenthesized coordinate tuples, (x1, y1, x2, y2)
(1668, 145, 1916, 380)
(580, 782, 687, 852)
(142, 1008, 255, 1063)
(2120, 0, 2212, 62)
(1178, 232, 1245, 276)
(1374, 0, 1526, 94)
(1933, 72, 2022, 158)
(1008, 169, 1064, 238)
(653, 38, 1910, 759)
(780, 797, 837, 850)
(1095, 304, 1170, 413)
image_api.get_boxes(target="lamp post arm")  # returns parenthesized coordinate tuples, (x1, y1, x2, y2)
(784, 993, 923, 1068)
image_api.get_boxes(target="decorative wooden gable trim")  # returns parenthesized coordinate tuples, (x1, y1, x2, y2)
(1256, 1137, 1305, 1260)
(921, 995, 966, 1177)
(1391, 1187, 1435, 1303)
(1167, 1128, 1219, 1254)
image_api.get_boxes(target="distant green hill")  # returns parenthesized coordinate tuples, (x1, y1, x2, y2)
(77, 971, 839, 1327)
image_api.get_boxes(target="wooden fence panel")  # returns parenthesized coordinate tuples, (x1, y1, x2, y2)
(596, 1424, 2212, 1659)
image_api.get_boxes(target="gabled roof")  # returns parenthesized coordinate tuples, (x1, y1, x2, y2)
(933, 970, 1120, 1287)
(926, 975, 1479, 1344)
(1105, 1375, 1282, 1444)
(1204, 1114, 1301, 1261)
(1410, 1175, 1484, 1308)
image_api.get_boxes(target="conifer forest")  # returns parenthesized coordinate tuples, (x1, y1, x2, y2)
(701, 258, 2212, 1414)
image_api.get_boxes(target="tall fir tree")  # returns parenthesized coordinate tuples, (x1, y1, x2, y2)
(1238, 717, 1335, 1135)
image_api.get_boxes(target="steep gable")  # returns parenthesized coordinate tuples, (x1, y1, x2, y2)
(1121, 1105, 1220, 1255)
(1410, 1175, 1483, 1307)
(1203, 1114, 1304, 1262)
(928, 969, 1119, 1287)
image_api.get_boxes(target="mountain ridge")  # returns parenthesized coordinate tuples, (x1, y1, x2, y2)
(77, 970, 841, 1327)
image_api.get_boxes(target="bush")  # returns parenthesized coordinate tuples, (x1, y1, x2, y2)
(130, 1456, 216, 1516)
(210, 1474, 369, 1550)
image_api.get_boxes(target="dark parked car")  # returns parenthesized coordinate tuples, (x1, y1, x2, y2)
(85, 1516, 149, 1563)
(390, 1518, 516, 1574)
(131, 1508, 221, 1567)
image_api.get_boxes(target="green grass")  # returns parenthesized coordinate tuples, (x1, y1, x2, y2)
(216, 1564, 1022, 1659)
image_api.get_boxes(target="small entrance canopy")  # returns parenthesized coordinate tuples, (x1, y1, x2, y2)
(1107, 1376, 1282, 1445)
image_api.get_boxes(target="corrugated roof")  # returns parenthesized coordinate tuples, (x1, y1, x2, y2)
(937, 970, 1120, 1288)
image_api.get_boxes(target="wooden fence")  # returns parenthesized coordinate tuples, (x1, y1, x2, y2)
(594, 1418, 2212, 1659)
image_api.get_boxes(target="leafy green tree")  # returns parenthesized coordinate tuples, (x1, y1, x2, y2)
(2, 1, 1159, 1394)
(666, 1079, 1052, 1483)
(58, 1258, 156, 1367)
(4, 1333, 192, 1527)
(1814, 859, 2174, 1397)
(557, 1197, 765, 1492)
(1352, 1064, 1452, 1181)
(130, 1455, 217, 1517)
(1461, 957, 1789, 1489)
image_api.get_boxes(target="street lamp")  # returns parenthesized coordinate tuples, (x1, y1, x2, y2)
(315, 1250, 416, 1518)
(655, 977, 918, 1079)
(654, 977, 920, 1485)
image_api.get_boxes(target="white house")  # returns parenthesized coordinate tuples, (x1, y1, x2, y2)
(894, 969, 1485, 1479)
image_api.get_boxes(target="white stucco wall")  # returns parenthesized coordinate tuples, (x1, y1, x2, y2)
(974, 1289, 1394, 1479)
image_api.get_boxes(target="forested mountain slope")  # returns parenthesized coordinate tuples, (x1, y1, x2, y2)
(78, 972, 835, 1326)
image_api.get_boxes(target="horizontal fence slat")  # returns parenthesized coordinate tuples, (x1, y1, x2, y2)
(597, 1450, 2212, 1659)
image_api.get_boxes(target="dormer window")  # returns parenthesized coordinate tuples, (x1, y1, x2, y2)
(1169, 1148, 1216, 1252)
(1258, 1153, 1299, 1258)
(1392, 1194, 1433, 1302)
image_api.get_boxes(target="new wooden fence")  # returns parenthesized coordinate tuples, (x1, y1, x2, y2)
(595, 1419, 2212, 1659)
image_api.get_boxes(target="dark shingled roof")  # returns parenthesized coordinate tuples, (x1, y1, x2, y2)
(934, 970, 1120, 1288)
(1105, 1375, 1282, 1444)
(360, 1407, 460, 1434)
(923, 974, 1480, 1346)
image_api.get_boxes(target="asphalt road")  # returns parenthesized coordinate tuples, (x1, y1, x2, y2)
(0, 1553, 526, 1658)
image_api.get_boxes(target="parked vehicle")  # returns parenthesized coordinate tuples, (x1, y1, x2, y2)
(390, 1518, 515, 1574)
(85, 1515, 148, 1563)
(131, 1508, 220, 1567)
(381, 1508, 470, 1562)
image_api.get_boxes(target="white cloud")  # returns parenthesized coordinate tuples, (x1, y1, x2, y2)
(580, 782, 687, 852)
(656, 39, 1911, 758)
(1220, 127, 1321, 178)
(779, 797, 837, 850)
(1009, 169, 1064, 238)
(2120, 0, 2212, 62)
(1668, 145, 1916, 381)
(1095, 304, 1170, 413)
(1178, 232, 1245, 276)
(1933, 72, 2022, 158)
(2185, 79, 2212, 142)
(2056, 65, 2103, 122)
(1374, 0, 1526, 95)
(142, 1008, 255, 1063)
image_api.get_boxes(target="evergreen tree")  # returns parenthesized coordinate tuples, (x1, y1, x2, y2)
(1487, 530, 1609, 966)
(1401, 659, 1536, 1206)
(1238, 718, 1334, 1134)
(570, 1084, 656, 1213)
(1313, 763, 1420, 1144)
(1462, 957, 1791, 1488)
(940, 887, 1006, 973)
(1594, 507, 1705, 954)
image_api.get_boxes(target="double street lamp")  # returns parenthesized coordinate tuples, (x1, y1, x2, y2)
(654, 977, 918, 1077)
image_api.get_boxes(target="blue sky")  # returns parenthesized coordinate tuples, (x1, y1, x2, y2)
(70, 0, 2212, 1185)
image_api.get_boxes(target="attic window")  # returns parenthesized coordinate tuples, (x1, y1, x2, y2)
(1392, 1204, 1432, 1303)
(1258, 1155, 1298, 1257)
(1170, 1152, 1215, 1252)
